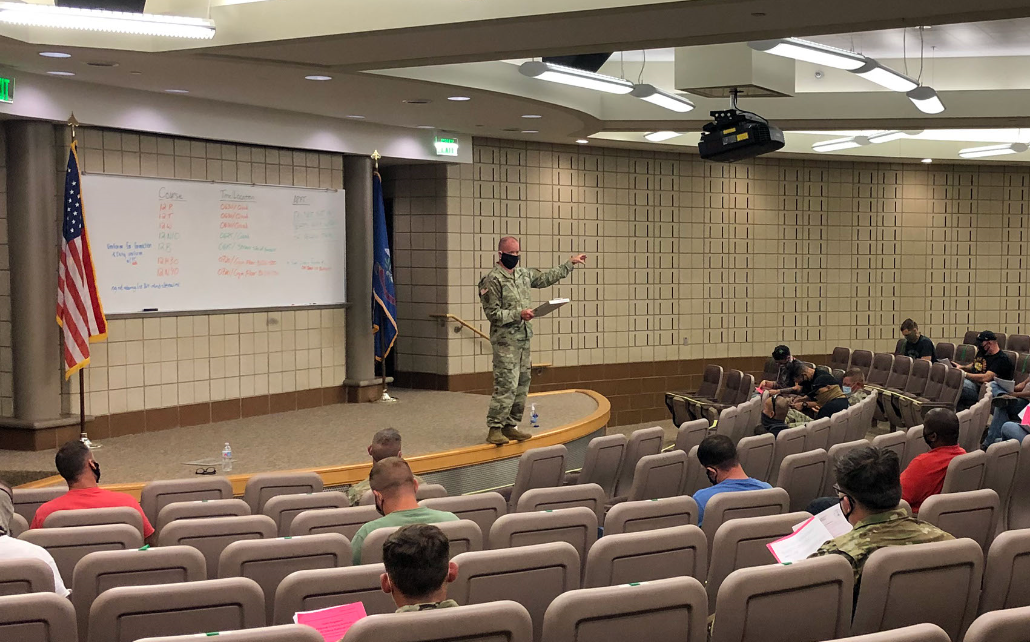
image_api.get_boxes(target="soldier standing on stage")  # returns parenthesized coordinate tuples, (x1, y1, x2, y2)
(478, 236, 587, 445)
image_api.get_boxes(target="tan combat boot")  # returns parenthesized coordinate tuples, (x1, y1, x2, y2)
(502, 426, 532, 442)
(486, 428, 509, 445)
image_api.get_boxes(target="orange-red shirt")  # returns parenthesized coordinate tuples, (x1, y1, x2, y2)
(30, 487, 154, 537)
(900, 445, 966, 513)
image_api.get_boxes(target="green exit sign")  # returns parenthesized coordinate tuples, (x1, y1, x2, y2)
(0, 77, 12, 104)
(434, 137, 459, 156)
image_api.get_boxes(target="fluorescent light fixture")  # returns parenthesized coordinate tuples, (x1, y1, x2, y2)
(305, 75, 332, 81)
(0, 2, 215, 39)
(958, 143, 1028, 159)
(644, 131, 681, 142)
(630, 83, 695, 112)
(908, 86, 945, 114)
(519, 60, 634, 94)
(867, 130, 923, 144)
(345, 115, 365, 119)
(47, 71, 75, 76)
(39, 51, 70, 58)
(447, 96, 470, 101)
(748, 38, 867, 71)
(521, 130, 538, 134)
(813, 136, 870, 152)
(576, 139, 589, 144)
(522, 114, 542, 119)
(921, 158, 933, 163)
(853, 61, 918, 92)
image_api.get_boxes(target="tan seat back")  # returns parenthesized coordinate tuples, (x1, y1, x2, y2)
(576, 434, 627, 499)
(624, 450, 689, 502)
(614, 427, 664, 498)
(674, 420, 709, 459)
(736, 433, 775, 483)
(360, 520, 482, 564)
(804, 418, 832, 452)
(918, 489, 1000, 554)
(139, 478, 233, 525)
(776, 449, 829, 513)
(272, 564, 396, 624)
(1010, 436, 1030, 530)
(828, 624, 950, 642)
(700, 488, 790, 547)
(603, 496, 698, 535)
(156, 499, 251, 541)
(824, 440, 870, 496)
(159, 515, 276, 578)
(12, 487, 67, 525)
(490, 507, 596, 561)
(421, 493, 506, 549)
(0, 592, 76, 642)
(904, 425, 930, 469)
(983, 439, 1020, 534)
(19, 524, 143, 588)
(978, 527, 1030, 613)
(871, 431, 907, 464)
(517, 484, 606, 524)
(583, 525, 707, 588)
(243, 473, 323, 514)
(941, 450, 986, 494)
(288, 505, 379, 539)
(136, 624, 323, 642)
(43, 507, 144, 536)
(0, 558, 55, 596)
(508, 445, 568, 511)
(963, 605, 1030, 642)
(344, 601, 534, 642)
(261, 491, 349, 537)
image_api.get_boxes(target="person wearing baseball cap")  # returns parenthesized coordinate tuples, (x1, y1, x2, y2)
(956, 330, 1014, 409)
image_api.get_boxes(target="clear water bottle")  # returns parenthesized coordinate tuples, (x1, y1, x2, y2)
(531, 404, 539, 428)
(221, 442, 233, 472)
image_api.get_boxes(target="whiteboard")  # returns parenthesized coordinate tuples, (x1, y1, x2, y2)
(81, 174, 346, 314)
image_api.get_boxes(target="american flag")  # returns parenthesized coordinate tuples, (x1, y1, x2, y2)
(57, 140, 107, 377)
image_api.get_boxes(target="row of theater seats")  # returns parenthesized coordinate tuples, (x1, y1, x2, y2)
(665, 365, 756, 425)
(3, 508, 1030, 642)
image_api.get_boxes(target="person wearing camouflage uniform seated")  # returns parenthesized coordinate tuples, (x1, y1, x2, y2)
(810, 446, 952, 601)
(478, 236, 586, 445)
(381, 524, 460, 613)
(787, 367, 870, 429)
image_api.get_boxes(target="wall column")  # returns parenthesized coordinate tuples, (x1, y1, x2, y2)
(342, 155, 380, 402)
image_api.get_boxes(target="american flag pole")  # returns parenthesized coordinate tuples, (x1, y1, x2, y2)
(69, 117, 88, 445)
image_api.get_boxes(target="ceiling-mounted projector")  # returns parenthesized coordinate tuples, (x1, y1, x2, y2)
(698, 90, 784, 162)
(56, 0, 146, 11)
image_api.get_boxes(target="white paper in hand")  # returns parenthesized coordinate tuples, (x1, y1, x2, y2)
(768, 516, 833, 563)
(532, 298, 570, 318)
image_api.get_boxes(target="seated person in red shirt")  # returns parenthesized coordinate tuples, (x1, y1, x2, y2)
(901, 408, 966, 513)
(31, 440, 155, 543)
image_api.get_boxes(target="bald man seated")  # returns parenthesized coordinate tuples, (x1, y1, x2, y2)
(350, 457, 459, 564)
(346, 428, 424, 506)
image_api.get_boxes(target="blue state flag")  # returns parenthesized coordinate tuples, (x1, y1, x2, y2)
(372, 172, 398, 362)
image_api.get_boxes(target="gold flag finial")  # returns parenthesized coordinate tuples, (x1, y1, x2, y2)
(371, 149, 381, 170)
(67, 113, 80, 141)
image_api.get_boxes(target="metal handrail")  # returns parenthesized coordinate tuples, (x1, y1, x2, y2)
(430, 313, 490, 342)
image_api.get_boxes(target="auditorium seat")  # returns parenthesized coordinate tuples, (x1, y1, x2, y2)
(9, 513, 28, 537)
(612, 427, 664, 500)
(43, 507, 144, 536)
(870, 431, 907, 463)
(850, 538, 983, 640)
(712, 406, 739, 443)
(710, 555, 854, 642)
(956, 408, 979, 454)
(963, 606, 1030, 642)
(19, 524, 142, 587)
(542, 577, 708, 642)
(769, 426, 807, 486)
(613, 450, 688, 504)
(736, 433, 775, 483)
(489, 507, 596, 560)
(218, 533, 352, 624)
(900, 367, 965, 428)
(935, 343, 956, 362)
(776, 449, 829, 513)
(272, 564, 395, 624)
(883, 359, 932, 429)
(701, 373, 755, 425)
(603, 496, 698, 535)
(954, 343, 977, 366)
(72, 546, 207, 641)
(844, 392, 876, 442)
(829, 347, 851, 373)
(851, 350, 873, 377)
(918, 489, 1000, 553)
(505, 444, 568, 512)
(688, 369, 743, 423)
(136, 624, 323, 642)
(983, 439, 1019, 535)
(761, 358, 780, 385)
(699, 488, 790, 548)
(804, 417, 832, 452)
(243, 472, 323, 514)
(261, 491, 349, 536)
(665, 364, 723, 426)
(288, 505, 379, 539)
(904, 425, 929, 469)
(344, 601, 534, 642)
(683, 445, 707, 496)
(583, 525, 707, 588)
(415, 483, 448, 501)
(449, 542, 579, 642)
(159, 515, 276, 578)
(86, 577, 265, 642)
(0, 558, 55, 596)
(705, 511, 811, 612)
(156, 499, 251, 541)
(0, 592, 76, 642)
(827, 407, 850, 446)
(421, 494, 507, 548)
(941, 450, 986, 494)
(978, 528, 1030, 613)
(565, 434, 626, 498)
(893, 338, 907, 356)
(1006, 334, 1030, 354)
(868, 353, 894, 387)
(12, 487, 67, 525)
(517, 484, 606, 524)
(1008, 436, 1030, 530)
(882, 354, 913, 395)
(139, 478, 234, 526)
(825, 623, 950, 642)
(823, 440, 870, 496)
(996, 333, 1008, 350)
(963, 331, 979, 346)
(360, 519, 481, 564)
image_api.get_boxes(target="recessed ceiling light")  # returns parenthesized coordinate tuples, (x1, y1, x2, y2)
(416, 125, 434, 129)
(164, 89, 189, 94)
(345, 115, 365, 119)
(921, 158, 933, 163)
(129, 70, 142, 75)
(39, 51, 70, 58)
(521, 130, 539, 134)
(522, 114, 542, 119)
(576, 139, 589, 144)
(447, 96, 470, 101)
(305, 75, 332, 81)
(403, 98, 432, 104)
(47, 71, 75, 76)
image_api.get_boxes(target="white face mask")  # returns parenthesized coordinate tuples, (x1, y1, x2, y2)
(842, 386, 852, 394)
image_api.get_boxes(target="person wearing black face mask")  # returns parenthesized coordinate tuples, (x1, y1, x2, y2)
(691, 434, 771, 525)
(478, 236, 587, 445)
(810, 446, 952, 602)
(30, 440, 155, 544)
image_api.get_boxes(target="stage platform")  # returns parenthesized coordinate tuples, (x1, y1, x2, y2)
(4, 388, 610, 498)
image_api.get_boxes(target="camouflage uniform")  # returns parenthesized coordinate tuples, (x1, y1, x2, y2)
(787, 388, 870, 429)
(479, 261, 574, 441)
(346, 474, 424, 507)
(810, 508, 953, 597)
(396, 599, 459, 613)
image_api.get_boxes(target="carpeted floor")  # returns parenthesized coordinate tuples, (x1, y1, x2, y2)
(0, 389, 598, 485)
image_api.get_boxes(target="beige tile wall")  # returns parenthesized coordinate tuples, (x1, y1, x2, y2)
(37, 126, 348, 418)
(388, 137, 1029, 377)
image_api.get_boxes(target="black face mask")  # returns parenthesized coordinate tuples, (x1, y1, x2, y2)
(705, 468, 718, 486)
(840, 494, 855, 520)
(923, 431, 936, 449)
(499, 253, 519, 269)
(906, 333, 919, 344)
(90, 461, 101, 484)
(374, 493, 385, 517)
